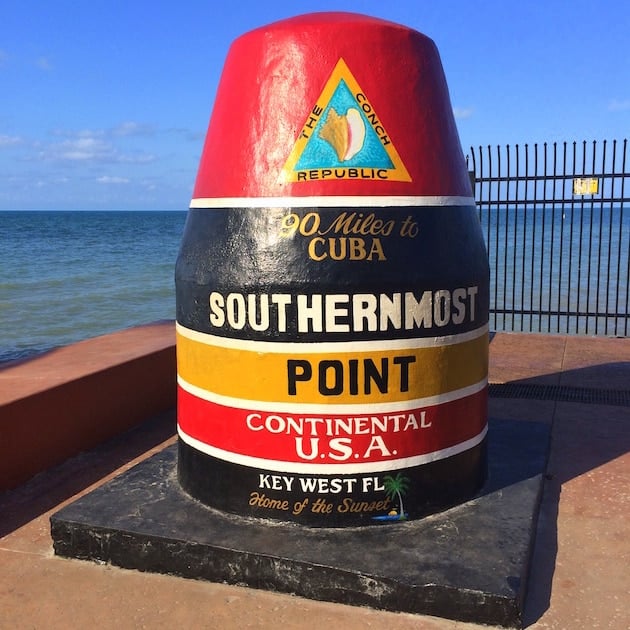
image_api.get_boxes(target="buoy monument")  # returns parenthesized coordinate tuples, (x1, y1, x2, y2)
(175, 12, 489, 526)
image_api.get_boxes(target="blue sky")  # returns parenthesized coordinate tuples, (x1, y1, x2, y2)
(1, 0, 628, 211)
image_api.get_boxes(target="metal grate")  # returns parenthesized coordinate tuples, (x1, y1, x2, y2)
(488, 382, 630, 407)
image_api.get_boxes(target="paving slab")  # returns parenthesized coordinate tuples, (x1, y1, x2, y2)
(488, 333, 566, 385)
(560, 335, 630, 390)
(524, 401, 630, 630)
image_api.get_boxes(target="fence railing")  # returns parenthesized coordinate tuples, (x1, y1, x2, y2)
(468, 139, 629, 337)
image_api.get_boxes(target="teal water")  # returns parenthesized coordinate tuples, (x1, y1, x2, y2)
(1, 211, 187, 364)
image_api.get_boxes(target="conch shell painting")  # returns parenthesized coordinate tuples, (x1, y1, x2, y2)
(319, 107, 366, 162)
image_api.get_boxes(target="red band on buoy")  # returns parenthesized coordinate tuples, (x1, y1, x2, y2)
(178, 385, 488, 470)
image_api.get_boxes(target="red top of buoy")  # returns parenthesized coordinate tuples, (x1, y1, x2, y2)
(192, 12, 471, 200)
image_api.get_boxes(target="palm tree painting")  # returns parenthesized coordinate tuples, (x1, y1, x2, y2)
(376, 473, 411, 521)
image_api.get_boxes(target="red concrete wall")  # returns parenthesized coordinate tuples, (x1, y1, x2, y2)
(0, 321, 176, 492)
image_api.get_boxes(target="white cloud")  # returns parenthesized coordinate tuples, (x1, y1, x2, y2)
(112, 121, 155, 137)
(5, 123, 158, 171)
(120, 153, 156, 164)
(37, 134, 155, 164)
(168, 126, 206, 141)
(36, 124, 157, 164)
(0, 134, 23, 147)
(52, 124, 154, 140)
(36, 56, 53, 71)
(608, 99, 630, 112)
(51, 121, 158, 141)
(453, 107, 474, 120)
(51, 128, 105, 139)
(97, 176, 130, 184)
(44, 136, 115, 161)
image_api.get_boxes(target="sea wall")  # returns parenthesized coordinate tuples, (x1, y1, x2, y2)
(0, 321, 176, 492)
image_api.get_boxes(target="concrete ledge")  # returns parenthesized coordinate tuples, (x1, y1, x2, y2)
(0, 321, 176, 491)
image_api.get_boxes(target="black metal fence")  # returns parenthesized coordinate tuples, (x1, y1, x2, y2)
(468, 139, 629, 337)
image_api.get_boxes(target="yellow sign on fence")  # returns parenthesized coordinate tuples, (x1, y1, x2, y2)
(573, 177, 599, 195)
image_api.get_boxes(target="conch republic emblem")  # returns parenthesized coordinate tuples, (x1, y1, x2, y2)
(175, 12, 490, 527)
(280, 58, 411, 182)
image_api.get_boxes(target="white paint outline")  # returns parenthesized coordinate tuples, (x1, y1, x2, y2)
(189, 195, 475, 209)
(176, 321, 488, 353)
(177, 375, 487, 414)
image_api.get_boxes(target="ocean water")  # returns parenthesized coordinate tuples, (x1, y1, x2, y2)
(2, 206, 628, 365)
(1, 211, 187, 364)
(479, 205, 629, 336)
(481, 204, 630, 336)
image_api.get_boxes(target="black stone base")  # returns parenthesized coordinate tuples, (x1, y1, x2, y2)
(50, 418, 549, 628)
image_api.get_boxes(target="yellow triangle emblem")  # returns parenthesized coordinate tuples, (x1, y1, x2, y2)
(280, 59, 411, 183)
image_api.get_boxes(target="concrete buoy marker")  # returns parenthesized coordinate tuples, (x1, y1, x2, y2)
(175, 12, 489, 526)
